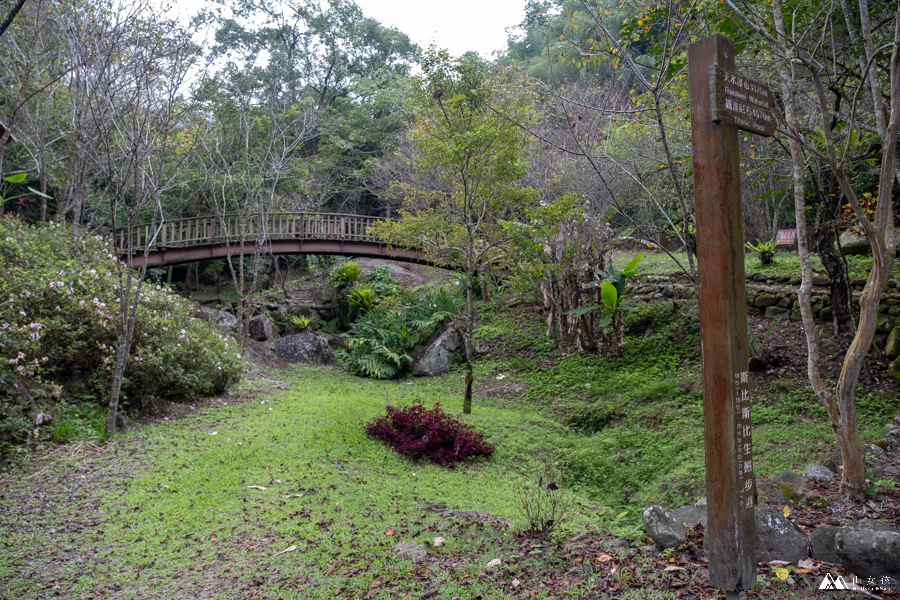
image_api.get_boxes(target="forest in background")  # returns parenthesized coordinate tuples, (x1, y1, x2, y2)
(0, 0, 898, 499)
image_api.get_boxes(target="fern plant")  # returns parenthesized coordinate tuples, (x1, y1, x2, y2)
(745, 238, 777, 265)
(291, 314, 314, 330)
(367, 265, 402, 297)
(406, 287, 461, 344)
(349, 284, 378, 316)
(337, 286, 462, 379)
(336, 310, 414, 379)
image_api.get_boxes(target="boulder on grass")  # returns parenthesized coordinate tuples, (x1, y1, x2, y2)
(194, 306, 237, 333)
(642, 505, 686, 549)
(412, 324, 463, 377)
(670, 505, 707, 529)
(248, 314, 275, 342)
(241, 339, 290, 370)
(835, 520, 900, 580)
(266, 332, 336, 365)
(803, 464, 836, 484)
(810, 525, 840, 564)
(756, 473, 828, 508)
(755, 505, 809, 563)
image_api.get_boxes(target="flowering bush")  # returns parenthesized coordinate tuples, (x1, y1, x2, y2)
(0, 215, 241, 446)
(365, 402, 495, 468)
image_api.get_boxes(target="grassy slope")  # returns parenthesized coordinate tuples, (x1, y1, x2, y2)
(615, 248, 900, 279)
(0, 368, 608, 600)
(470, 297, 891, 516)
(2, 250, 896, 598)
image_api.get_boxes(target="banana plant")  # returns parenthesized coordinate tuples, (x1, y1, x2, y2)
(1, 172, 52, 213)
(568, 252, 644, 355)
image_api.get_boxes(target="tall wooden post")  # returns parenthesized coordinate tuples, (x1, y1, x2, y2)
(688, 34, 757, 594)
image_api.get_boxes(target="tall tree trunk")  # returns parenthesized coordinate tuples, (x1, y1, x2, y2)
(104, 338, 130, 439)
(463, 261, 475, 415)
(814, 208, 854, 334)
(810, 167, 855, 334)
(184, 261, 194, 294)
(771, 0, 846, 493)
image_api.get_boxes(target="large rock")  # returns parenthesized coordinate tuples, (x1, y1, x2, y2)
(412, 325, 463, 377)
(756, 473, 827, 508)
(194, 306, 237, 332)
(642, 505, 686, 549)
(890, 359, 900, 384)
(248, 314, 275, 342)
(803, 464, 836, 484)
(822, 443, 887, 472)
(887, 328, 900, 358)
(241, 339, 290, 370)
(754, 293, 779, 308)
(670, 505, 707, 529)
(115, 412, 139, 433)
(765, 306, 791, 320)
(266, 332, 336, 366)
(840, 231, 871, 256)
(755, 505, 809, 563)
(835, 520, 900, 580)
(810, 525, 840, 564)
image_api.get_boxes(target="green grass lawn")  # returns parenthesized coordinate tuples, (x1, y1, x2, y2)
(614, 248, 899, 280)
(0, 367, 611, 600)
(1, 298, 894, 599)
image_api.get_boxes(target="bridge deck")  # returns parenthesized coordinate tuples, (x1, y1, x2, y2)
(115, 212, 435, 268)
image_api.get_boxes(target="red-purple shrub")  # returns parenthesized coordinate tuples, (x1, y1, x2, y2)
(365, 402, 495, 468)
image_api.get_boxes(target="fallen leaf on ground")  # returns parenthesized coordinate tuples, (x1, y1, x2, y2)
(485, 558, 501, 569)
(797, 558, 816, 570)
(247, 485, 268, 490)
(272, 545, 296, 556)
(773, 567, 789, 581)
(664, 565, 685, 572)
(597, 554, 613, 562)
(783, 506, 792, 518)
(433, 537, 445, 547)
(386, 528, 394, 536)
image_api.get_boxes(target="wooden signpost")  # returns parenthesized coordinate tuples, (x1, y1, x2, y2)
(688, 34, 776, 598)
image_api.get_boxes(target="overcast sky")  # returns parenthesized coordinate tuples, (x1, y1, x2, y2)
(167, 0, 527, 59)
(352, 0, 526, 58)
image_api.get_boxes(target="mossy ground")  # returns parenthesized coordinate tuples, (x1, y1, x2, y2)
(0, 287, 895, 599)
(615, 248, 900, 280)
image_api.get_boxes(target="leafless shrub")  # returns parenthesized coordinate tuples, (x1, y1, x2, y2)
(515, 455, 571, 536)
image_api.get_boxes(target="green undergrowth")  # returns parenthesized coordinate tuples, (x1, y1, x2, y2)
(469, 297, 892, 520)
(0, 367, 616, 600)
(614, 248, 900, 280)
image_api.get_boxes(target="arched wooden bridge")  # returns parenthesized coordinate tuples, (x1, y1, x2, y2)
(115, 212, 433, 268)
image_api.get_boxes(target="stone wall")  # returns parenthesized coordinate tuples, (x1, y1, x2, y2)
(631, 273, 900, 363)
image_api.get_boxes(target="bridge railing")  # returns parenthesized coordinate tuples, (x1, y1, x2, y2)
(115, 212, 387, 253)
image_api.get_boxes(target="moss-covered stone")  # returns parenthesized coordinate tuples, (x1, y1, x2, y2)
(754, 293, 778, 308)
(889, 359, 900, 384)
(886, 328, 900, 358)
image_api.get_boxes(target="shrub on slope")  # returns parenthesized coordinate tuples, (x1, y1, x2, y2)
(0, 216, 241, 447)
